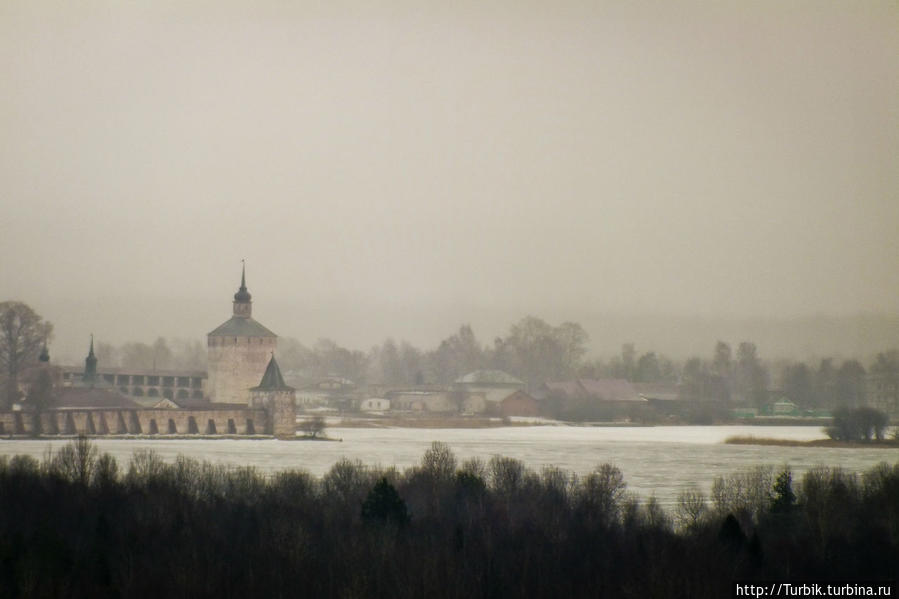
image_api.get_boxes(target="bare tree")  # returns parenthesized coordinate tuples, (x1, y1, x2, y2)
(0, 302, 53, 409)
(735, 342, 768, 407)
(26, 368, 55, 436)
(674, 486, 708, 531)
(301, 415, 326, 438)
(52, 436, 99, 486)
(420, 442, 457, 481)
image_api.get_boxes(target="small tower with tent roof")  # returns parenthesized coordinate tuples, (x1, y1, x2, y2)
(250, 353, 296, 439)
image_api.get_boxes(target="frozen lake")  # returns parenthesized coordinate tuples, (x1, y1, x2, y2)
(2, 425, 897, 506)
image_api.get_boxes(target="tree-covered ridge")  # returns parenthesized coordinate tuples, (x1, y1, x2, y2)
(0, 439, 896, 598)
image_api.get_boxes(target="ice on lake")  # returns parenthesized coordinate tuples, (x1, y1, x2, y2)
(2, 425, 896, 506)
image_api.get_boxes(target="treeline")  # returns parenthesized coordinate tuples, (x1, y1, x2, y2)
(0, 439, 896, 598)
(277, 321, 748, 389)
(277, 322, 897, 411)
(827, 407, 890, 441)
(676, 343, 899, 409)
(83, 315, 898, 412)
(92, 338, 207, 371)
(279, 317, 590, 389)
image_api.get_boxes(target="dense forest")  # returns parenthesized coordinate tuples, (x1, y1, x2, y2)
(0, 439, 896, 598)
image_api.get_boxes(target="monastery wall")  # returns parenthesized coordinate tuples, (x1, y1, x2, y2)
(0, 407, 276, 437)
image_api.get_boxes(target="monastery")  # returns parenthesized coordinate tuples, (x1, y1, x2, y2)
(0, 267, 297, 438)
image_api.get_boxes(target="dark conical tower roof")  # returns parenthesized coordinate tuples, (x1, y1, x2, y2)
(234, 261, 252, 302)
(252, 354, 294, 391)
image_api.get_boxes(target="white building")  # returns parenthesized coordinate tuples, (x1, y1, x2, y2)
(360, 398, 390, 412)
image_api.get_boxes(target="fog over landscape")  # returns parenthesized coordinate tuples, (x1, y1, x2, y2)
(3, 5, 899, 596)
(2, 1, 896, 363)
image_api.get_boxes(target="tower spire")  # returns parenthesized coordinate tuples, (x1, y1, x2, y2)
(233, 260, 253, 317)
(83, 334, 98, 384)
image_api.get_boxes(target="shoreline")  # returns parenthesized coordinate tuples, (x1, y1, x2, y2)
(0, 434, 342, 442)
(321, 415, 838, 429)
(725, 435, 899, 449)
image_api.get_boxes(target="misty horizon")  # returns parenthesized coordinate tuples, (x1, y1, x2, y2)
(3, 2, 897, 366)
(34, 288, 899, 367)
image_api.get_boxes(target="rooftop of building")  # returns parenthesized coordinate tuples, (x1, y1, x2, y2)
(208, 316, 277, 338)
(251, 355, 294, 392)
(544, 378, 645, 402)
(455, 370, 524, 386)
(209, 263, 277, 337)
(59, 366, 207, 377)
(54, 387, 144, 409)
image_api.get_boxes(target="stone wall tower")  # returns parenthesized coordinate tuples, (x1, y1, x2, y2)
(207, 264, 277, 404)
(250, 354, 296, 439)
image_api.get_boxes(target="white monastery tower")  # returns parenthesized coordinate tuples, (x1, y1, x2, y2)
(207, 264, 277, 404)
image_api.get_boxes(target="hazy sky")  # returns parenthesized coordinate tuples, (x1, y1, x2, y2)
(2, 2, 897, 362)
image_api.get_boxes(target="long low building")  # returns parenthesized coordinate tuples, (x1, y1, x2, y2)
(59, 366, 206, 402)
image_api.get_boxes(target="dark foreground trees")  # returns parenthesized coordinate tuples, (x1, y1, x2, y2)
(0, 440, 896, 599)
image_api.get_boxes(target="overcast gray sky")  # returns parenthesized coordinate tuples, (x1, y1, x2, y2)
(2, 1, 897, 362)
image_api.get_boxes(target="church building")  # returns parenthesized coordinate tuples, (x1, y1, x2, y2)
(207, 265, 278, 404)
